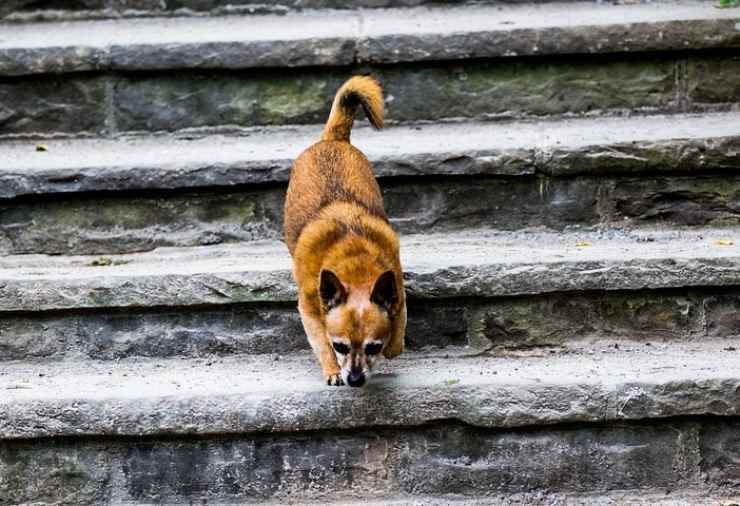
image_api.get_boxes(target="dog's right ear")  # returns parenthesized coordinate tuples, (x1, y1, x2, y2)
(320, 270, 347, 310)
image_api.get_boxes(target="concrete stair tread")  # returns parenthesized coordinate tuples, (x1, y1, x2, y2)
(3, 227, 740, 312)
(1, 111, 739, 199)
(1, 339, 739, 440)
(1, 1, 736, 76)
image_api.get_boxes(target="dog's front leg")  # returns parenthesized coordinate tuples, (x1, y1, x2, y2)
(298, 298, 343, 386)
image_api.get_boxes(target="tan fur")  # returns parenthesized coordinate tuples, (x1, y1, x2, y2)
(284, 76, 406, 386)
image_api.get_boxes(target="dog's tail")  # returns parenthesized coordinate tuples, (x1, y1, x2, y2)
(321, 76, 384, 142)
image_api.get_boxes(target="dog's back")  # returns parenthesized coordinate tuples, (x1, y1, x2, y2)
(284, 76, 387, 255)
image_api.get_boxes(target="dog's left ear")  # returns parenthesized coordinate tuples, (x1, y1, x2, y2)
(371, 270, 397, 312)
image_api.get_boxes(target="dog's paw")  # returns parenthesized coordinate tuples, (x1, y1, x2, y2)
(326, 373, 344, 386)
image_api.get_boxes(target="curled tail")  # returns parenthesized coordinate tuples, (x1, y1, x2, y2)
(321, 75, 384, 142)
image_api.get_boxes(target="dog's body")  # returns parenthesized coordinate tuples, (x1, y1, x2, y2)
(284, 76, 406, 387)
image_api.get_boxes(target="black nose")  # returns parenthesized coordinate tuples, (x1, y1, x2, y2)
(347, 370, 366, 387)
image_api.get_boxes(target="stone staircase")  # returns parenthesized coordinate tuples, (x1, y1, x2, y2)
(1, 1, 739, 504)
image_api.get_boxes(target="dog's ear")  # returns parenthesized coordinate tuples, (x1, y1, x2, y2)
(320, 270, 347, 310)
(371, 270, 397, 312)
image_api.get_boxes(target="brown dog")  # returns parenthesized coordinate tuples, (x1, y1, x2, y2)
(284, 76, 406, 387)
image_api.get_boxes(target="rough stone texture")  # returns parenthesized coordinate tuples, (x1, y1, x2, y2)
(381, 58, 677, 120)
(1, 286, 737, 362)
(0, 76, 106, 136)
(5, 228, 740, 312)
(700, 419, 740, 489)
(1, 112, 737, 197)
(687, 56, 740, 108)
(113, 71, 345, 132)
(0, 300, 466, 361)
(609, 177, 740, 227)
(0, 341, 739, 440)
(0, 441, 112, 505)
(113, 58, 677, 132)
(0, 175, 600, 255)
(359, 6, 740, 64)
(395, 423, 698, 495)
(0, 305, 306, 360)
(704, 293, 740, 338)
(469, 290, 699, 348)
(0, 3, 738, 75)
(0, 188, 284, 255)
(0, 419, 727, 504)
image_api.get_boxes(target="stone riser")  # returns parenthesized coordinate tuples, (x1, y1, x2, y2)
(2, 287, 739, 361)
(4, 174, 740, 255)
(0, 418, 736, 505)
(1, 54, 736, 137)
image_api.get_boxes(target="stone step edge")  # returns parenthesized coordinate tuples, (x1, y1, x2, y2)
(270, 489, 740, 506)
(1, 340, 738, 440)
(1, 1, 737, 76)
(2, 111, 739, 199)
(3, 227, 740, 312)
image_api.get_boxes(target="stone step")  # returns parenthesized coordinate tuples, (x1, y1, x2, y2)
(2, 112, 739, 256)
(4, 228, 740, 361)
(2, 1, 735, 76)
(1, 0, 689, 22)
(0, 3, 737, 136)
(274, 491, 740, 506)
(1, 341, 739, 503)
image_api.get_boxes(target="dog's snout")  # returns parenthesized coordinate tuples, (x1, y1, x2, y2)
(347, 369, 366, 387)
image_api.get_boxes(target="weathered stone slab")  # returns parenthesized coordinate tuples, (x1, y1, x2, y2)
(0, 441, 112, 506)
(1, 3, 738, 76)
(0, 419, 717, 503)
(113, 58, 677, 132)
(0, 188, 284, 255)
(0, 176, 600, 255)
(609, 177, 740, 227)
(1, 112, 738, 198)
(0, 341, 738, 440)
(395, 423, 699, 494)
(0, 76, 106, 135)
(114, 72, 345, 132)
(360, 6, 740, 64)
(687, 56, 740, 108)
(4, 229, 740, 312)
(0, 300, 467, 360)
(469, 290, 700, 349)
(700, 419, 740, 489)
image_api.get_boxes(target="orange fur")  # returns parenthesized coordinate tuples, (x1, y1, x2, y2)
(284, 76, 406, 387)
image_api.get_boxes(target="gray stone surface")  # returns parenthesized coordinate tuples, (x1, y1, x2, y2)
(0, 2, 737, 76)
(3, 112, 736, 198)
(0, 76, 107, 136)
(608, 176, 740, 227)
(0, 300, 467, 360)
(0, 187, 285, 255)
(5, 228, 740, 312)
(0, 340, 739, 440)
(112, 57, 678, 132)
(1, 419, 733, 504)
(687, 56, 740, 108)
(700, 419, 740, 489)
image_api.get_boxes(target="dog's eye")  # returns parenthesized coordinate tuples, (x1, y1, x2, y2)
(333, 342, 350, 355)
(365, 342, 383, 355)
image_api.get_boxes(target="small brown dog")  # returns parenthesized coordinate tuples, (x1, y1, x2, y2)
(284, 76, 406, 387)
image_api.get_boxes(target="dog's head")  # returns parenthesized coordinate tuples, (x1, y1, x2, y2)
(320, 269, 398, 387)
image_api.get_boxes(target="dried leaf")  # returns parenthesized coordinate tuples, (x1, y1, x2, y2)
(717, 239, 735, 246)
(445, 379, 460, 386)
(35, 144, 48, 152)
(575, 241, 592, 247)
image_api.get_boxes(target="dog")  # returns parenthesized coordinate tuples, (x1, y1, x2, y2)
(284, 76, 406, 387)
